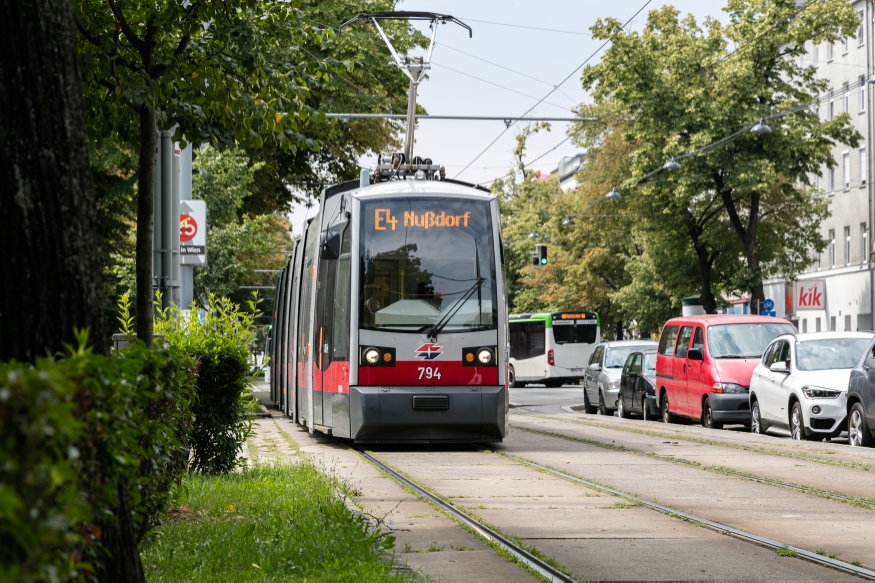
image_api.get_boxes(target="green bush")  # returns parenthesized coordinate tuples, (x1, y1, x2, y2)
(0, 332, 196, 581)
(155, 293, 258, 474)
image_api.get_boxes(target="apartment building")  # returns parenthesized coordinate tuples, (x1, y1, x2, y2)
(764, 1, 875, 332)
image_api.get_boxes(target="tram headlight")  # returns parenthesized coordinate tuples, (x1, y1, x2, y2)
(463, 346, 497, 367)
(364, 348, 380, 364)
(477, 349, 493, 364)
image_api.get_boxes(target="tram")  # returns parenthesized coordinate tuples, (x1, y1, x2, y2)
(269, 170, 509, 442)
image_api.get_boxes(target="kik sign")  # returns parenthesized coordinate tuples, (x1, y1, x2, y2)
(794, 280, 826, 311)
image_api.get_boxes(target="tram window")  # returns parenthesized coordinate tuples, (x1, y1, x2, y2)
(359, 197, 498, 333)
(528, 321, 546, 358)
(332, 256, 351, 361)
(552, 321, 598, 344)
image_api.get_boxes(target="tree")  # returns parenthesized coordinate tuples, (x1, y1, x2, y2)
(74, 1, 326, 345)
(0, 0, 107, 362)
(583, 0, 860, 312)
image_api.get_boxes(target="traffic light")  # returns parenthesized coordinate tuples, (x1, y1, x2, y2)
(535, 244, 548, 265)
(531, 251, 539, 266)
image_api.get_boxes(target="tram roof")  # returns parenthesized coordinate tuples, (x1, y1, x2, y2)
(351, 179, 495, 200)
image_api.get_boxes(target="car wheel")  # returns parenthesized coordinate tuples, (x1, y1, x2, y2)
(583, 388, 597, 414)
(598, 390, 608, 416)
(618, 396, 629, 419)
(661, 394, 674, 424)
(849, 403, 874, 448)
(790, 401, 804, 440)
(750, 399, 764, 434)
(702, 398, 723, 430)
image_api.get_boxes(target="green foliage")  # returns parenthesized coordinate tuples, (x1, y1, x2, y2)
(193, 145, 264, 227)
(580, 0, 860, 306)
(141, 463, 405, 580)
(116, 292, 134, 336)
(0, 333, 196, 580)
(156, 294, 260, 474)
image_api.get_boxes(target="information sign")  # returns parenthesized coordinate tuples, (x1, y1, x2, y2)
(180, 200, 207, 265)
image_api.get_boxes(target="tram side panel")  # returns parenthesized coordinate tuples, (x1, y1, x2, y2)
(290, 236, 306, 424)
(299, 217, 321, 430)
(277, 261, 291, 409)
(282, 245, 298, 418)
(284, 240, 302, 422)
(269, 267, 286, 404)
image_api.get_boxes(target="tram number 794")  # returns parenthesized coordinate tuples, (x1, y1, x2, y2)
(418, 366, 442, 380)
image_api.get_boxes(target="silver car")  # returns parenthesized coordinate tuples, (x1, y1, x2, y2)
(584, 340, 658, 415)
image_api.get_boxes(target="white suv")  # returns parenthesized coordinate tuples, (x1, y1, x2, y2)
(749, 332, 873, 440)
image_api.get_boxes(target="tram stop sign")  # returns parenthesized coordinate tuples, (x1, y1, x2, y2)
(180, 200, 207, 265)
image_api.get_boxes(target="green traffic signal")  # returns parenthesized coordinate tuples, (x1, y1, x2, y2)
(540, 257, 547, 265)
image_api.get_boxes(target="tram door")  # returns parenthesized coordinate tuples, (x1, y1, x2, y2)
(313, 222, 352, 434)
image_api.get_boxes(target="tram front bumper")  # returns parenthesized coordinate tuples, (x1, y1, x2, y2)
(350, 385, 507, 443)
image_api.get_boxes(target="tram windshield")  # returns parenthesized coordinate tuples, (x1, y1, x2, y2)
(360, 196, 498, 333)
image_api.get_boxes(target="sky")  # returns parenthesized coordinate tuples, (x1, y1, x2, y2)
(289, 0, 729, 235)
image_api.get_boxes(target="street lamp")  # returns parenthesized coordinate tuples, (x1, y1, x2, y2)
(663, 158, 681, 171)
(528, 230, 540, 240)
(750, 119, 772, 135)
(561, 188, 621, 227)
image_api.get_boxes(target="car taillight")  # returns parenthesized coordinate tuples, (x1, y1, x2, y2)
(548, 349, 555, 366)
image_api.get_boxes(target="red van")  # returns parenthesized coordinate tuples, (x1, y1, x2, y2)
(655, 315, 795, 428)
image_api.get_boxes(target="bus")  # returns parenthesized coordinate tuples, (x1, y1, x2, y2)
(508, 312, 600, 387)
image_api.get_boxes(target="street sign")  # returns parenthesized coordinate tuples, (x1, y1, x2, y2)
(180, 200, 207, 265)
(763, 298, 775, 312)
(794, 280, 827, 311)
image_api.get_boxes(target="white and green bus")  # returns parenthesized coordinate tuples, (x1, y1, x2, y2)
(508, 312, 601, 388)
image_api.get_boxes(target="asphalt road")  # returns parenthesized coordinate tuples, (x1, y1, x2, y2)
(252, 384, 874, 581)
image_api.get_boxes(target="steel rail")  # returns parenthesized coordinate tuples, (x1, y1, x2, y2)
(514, 424, 875, 510)
(488, 448, 875, 580)
(354, 447, 574, 583)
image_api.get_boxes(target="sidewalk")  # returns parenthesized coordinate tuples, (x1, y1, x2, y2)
(246, 384, 535, 582)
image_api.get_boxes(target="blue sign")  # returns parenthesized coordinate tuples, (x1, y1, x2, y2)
(763, 298, 775, 312)
(763, 311, 776, 317)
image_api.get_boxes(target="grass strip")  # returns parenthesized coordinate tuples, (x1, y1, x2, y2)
(141, 462, 410, 582)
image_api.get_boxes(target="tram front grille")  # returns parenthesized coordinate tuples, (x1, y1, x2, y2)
(412, 395, 449, 411)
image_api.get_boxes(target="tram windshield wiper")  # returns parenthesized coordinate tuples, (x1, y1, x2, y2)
(421, 277, 486, 341)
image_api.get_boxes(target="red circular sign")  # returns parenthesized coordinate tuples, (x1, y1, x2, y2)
(180, 214, 197, 242)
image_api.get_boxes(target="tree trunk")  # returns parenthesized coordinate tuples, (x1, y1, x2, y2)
(94, 481, 146, 583)
(692, 243, 718, 314)
(0, 0, 107, 360)
(136, 109, 157, 346)
(718, 181, 764, 314)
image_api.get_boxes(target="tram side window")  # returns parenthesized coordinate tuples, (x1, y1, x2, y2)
(331, 227, 352, 361)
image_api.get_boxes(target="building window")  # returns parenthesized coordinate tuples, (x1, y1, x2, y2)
(831, 316, 837, 332)
(828, 89, 835, 120)
(861, 78, 867, 112)
(863, 223, 869, 263)
(844, 151, 850, 187)
(846, 315, 852, 332)
(802, 319, 808, 333)
(815, 173, 821, 191)
(843, 37, 849, 54)
(813, 43, 819, 63)
(845, 226, 851, 265)
(816, 317, 822, 332)
(827, 42, 834, 61)
(829, 167, 835, 191)
(859, 11, 865, 46)
(862, 148, 867, 183)
(829, 229, 836, 268)
(843, 82, 850, 113)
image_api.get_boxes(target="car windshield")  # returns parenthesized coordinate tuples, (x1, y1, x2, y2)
(708, 323, 796, 358)
(605, 346, 650, 368)
(643, 353, 656, 376)
(359, 197, 498, 333)
(796, 337, 871, 371)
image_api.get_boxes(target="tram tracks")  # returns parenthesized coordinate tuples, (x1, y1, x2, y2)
(481, 447, 875, 581)
(353, 447, 575, 583)
(513, 425, 875, 512)
(357, 441, 875, 581)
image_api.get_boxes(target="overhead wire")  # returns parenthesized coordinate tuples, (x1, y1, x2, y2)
(453, 16, 593, 37)
(453, 0, 654, 179)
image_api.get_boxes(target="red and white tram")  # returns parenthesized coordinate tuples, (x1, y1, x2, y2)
(270, 172, 509, 443)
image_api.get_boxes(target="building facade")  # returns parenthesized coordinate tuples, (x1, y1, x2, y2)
(765, 0, 875, 332)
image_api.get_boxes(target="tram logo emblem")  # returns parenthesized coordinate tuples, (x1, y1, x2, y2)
(415, 344, 443, 360)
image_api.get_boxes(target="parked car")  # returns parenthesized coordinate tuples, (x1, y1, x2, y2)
(583, 340, 658, 415)
(617, 349, 657, 420)
(750, 332, 873, 440)
(846, 336, 875, 447)
(656, 315, 796, 428)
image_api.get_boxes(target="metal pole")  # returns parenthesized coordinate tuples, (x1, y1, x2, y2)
(171, 142, 181, 306)
(161, 130, 173, 310)
(152, 134, 162, 300)
(404, 70, 420, 162)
